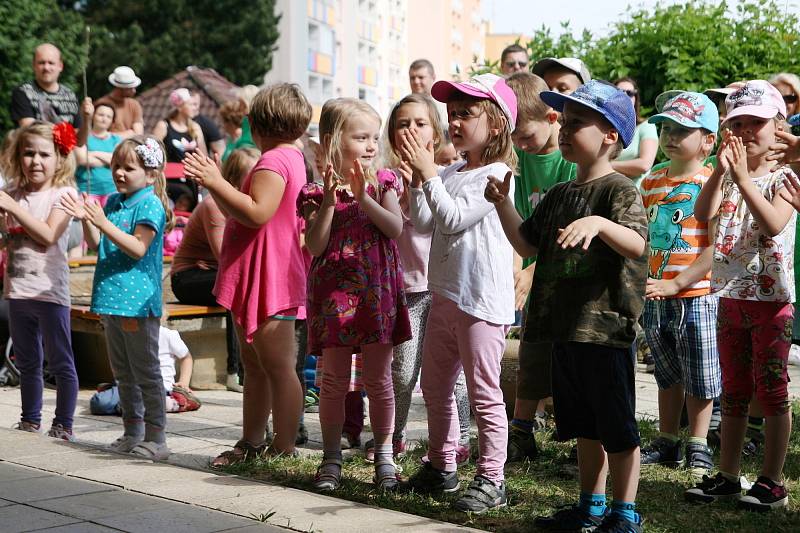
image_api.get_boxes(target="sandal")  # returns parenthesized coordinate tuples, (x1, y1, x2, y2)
(130, 441, 171, 461)
(109, 434, 144, 453)
(210, 439, 267, 469)
(373, 461, 401, 491)
(313, 461, 342, 491)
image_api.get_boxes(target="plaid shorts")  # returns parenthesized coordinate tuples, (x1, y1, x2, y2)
(642, 294, 721, 399)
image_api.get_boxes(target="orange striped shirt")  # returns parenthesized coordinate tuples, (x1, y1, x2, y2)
(641, 165, 713, 298)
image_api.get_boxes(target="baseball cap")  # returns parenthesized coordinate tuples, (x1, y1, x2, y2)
(649, 92, 719, 133)
(431, 73, 517, 131)
(723, 80, 786, 124)
(531, 57, 592, 85)
(541, 80, 636, 147)
(108, 66, 141, 89)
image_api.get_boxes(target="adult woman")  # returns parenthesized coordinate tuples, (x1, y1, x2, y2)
(74, 103, 121, 205)
(769, 73, 800, 118)
(613, 77, 658, 185)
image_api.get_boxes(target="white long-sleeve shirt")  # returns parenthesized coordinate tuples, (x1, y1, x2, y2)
(409, 161, 515, 324)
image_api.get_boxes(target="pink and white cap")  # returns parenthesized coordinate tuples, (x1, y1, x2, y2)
(723, 80, 787, 124)
(431, 73, 518, 131)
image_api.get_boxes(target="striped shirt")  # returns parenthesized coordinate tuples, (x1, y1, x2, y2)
(641, 165, 713, 298)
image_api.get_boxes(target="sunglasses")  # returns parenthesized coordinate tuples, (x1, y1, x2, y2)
(783, 94, 798, 104)
(622, 89, 638, 97)
(504, 61, 528, 68)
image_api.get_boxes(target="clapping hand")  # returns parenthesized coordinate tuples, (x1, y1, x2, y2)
(349, 159, 368, 202)
(183, 151, 223, 189)
(768, 130, 800, 165)
(398, 128, 437, 181)
(321, 164, 337, 207)
(779, 171, 800, 212)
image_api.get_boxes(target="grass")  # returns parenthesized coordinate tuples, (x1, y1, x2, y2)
(223, 406, 800, 532)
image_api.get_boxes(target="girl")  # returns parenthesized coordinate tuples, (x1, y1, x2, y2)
(298, 97, 411, 492)
(364, 93, 472, 463)
(402, 73, 517, 513)
(61, 135, 173, 459)
(2, 122, 79, 441)
(185, 83, 311, 462)
(687, 80, 796, 511)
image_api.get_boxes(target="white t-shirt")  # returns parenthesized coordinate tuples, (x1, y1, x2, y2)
(409, 160, 515, 324)
(158, 326, 190, 391)
(711, 167, 796, 302)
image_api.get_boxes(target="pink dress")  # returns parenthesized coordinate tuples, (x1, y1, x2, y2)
(214, 146, 307, 342)
(297, 169, 412, 354)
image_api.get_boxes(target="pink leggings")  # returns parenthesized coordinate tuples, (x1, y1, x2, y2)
(717, 297, 793, 417)
(319, 345, 395, 436)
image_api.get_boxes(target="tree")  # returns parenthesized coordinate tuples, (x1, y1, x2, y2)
(0, 0, 87, 132)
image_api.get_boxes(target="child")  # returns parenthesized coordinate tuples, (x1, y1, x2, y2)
(158, 324, 194, 411)
(61, 136, 173, 459)
(435, 140, 462, 167)
(298, 97, 411, 491)
(503, 71, 576, 463)
(686, 80, 796, 511)
(185, 84, 311, 461)
(401, 73, 517, 513)
(531, 57, 591, 94)
(2, 122, 79, 441)
(639, 92, 721, 474)
(372, 92, 472, 463)
(486, 80, 648, 531)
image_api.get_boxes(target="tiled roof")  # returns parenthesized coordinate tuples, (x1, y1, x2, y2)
(136, 66, 241, 133)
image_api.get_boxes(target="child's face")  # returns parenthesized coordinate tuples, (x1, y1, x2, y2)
(512, 118, 554, 154)
(727, 115, 778, 159)
(92, 105, 114, 132)
(558, 102, 613, 163)
(446, 100, 491, 156)
(543, 70, 582, 95)
(393, 103, 436, 154)
(435, 143, 461, 166)
(20, 135, 57, 190)
(339, 112, 380, 176)
(658, 122, 709, 162)
(111, 153, 155, 196)
(174, 196, 192, 212)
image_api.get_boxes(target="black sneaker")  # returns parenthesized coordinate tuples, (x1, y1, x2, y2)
(737, 476, 788, 511)
(685, 442, 713, 473)
(406, 462, 460, 494)
(506, 427, 538, 463)
(595, 512, 643, 533)
(640, 437, 683, 467)
(685, 472, 742, 503)
(453, 475, 507, 514)
(533, 504, 605, 531)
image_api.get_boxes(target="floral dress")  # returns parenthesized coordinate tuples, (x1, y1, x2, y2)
(297, 169, 412, 355)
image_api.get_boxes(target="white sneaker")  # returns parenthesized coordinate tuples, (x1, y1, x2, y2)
(226, 373, 243, 393)
(788, 344, 800, 366)
(130, 441, 171, 460)
(109, 434, 144, 453)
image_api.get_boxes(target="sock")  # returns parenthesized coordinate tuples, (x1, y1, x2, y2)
(747, 416, 764, 434)
(578, 492, 607, 517)
(534, 410, 547, 419)
(720, 470, 739, 483)
(688, 436, 707, 447)
(511, 418, 534, 434)
(658, 431, 680, 444)
(374, 443, 395, 478)
(610, 500, 637, 523)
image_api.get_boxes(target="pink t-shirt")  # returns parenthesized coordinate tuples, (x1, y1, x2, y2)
(213, 147, 307, 342)
(171, 196, 225, 273)
(3, 185, 76, 307)
(396, 204, 431, 293)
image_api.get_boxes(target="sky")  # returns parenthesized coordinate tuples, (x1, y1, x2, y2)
(481, 0, 799, 37)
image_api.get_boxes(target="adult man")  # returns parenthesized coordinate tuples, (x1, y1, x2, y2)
(500, 44, 529, 76)
(95, 66, 144, 138)
(10, 43, 82, 127)
(408, 59, 436, 95)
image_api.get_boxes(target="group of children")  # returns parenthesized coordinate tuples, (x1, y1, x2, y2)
(4, 51, 800, 532)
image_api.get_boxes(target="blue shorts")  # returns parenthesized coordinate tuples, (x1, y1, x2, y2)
(643, 294, 721, 399)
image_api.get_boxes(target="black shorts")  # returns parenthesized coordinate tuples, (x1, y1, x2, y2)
(551, 341, 640, 453)
(516, 341, 552, 401)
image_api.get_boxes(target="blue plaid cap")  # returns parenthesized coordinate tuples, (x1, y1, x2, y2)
(541, 80, 637, 147)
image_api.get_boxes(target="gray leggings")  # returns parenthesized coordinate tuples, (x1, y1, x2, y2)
(392, 291, 471, 443)
(102, 315, 166, 443)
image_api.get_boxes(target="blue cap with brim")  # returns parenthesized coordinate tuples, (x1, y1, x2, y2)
(648, 92, 719, 134)
(541, 80, 636, 147)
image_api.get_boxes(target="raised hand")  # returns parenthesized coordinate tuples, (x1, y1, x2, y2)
(727, 135, 749, 184)
(82, 194, 109, 228)
(779, 171, 800, 212)
(81, 97, 94, 120)
(767, 130, 800, 165)
(183, 151, 223, 189)
(321, 164, 337, 207)
(485, 171, 513, 204)
(349, 159, 368, 202)
(57, 190, 87, 220)
(399, 128, 437, 181)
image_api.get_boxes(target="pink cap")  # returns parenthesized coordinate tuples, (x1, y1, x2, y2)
(169, 88, 192, 107)
(431, 74, 518, 131)
(723, 80, 786, 124)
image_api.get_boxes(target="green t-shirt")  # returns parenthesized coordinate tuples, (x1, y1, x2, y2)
(514, 147, 576, 267)
(222, 117, 256, 161)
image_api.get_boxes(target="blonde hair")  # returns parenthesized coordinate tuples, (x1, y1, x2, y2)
(385, 93, 445, 168)
(221, 147, 260, 190)
(769, 73, 800, 100)
(450, 95, 517, 171)
(505, 72, 551, 124)
(319, 98, 381, 185)
(248, 83, 312, 141)
(0, 128, 20, 179)
(112, 136, 175, 232)
(8, 122, 76, 191)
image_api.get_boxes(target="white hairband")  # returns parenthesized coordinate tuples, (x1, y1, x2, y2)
(135, 138, 164, 169)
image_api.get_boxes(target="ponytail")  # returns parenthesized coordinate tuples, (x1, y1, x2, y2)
(152, 169, 176, 233)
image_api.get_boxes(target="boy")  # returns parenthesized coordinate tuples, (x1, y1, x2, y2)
(532, 57, 591, 95)
(503, 71, 576, 463)
(485, 80, 648, 532)
(639, 92, 720, 474)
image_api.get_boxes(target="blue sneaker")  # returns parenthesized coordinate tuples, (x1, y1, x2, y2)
(533, 504, 605, 531)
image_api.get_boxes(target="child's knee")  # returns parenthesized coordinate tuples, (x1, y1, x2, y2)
(754, 387, 790, 416)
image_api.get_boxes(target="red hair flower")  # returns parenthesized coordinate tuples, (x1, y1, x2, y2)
(52, 122, 77, 155)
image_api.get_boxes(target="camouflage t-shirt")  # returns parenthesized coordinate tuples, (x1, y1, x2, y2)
(520, 172, 649, 349)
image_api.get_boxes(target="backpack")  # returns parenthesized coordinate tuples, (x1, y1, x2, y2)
(89, 383, 121, 415)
